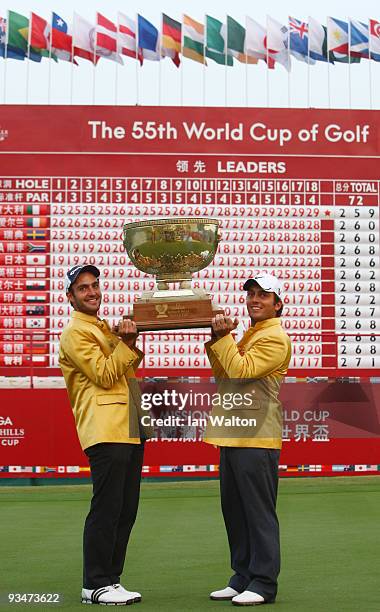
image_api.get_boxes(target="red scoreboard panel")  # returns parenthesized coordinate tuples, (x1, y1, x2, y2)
(0, 106, 379, 377)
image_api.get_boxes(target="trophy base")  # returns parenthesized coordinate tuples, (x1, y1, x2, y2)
(140, 287, 209, 302)
(130, 297, 223, 332)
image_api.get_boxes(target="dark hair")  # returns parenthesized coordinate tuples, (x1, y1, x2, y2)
(274, 294, 283, 317)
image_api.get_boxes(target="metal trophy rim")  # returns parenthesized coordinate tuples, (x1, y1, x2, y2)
(123, 217, 221, 230)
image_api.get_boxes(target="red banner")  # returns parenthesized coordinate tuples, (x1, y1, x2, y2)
(0, 384, 379, 478)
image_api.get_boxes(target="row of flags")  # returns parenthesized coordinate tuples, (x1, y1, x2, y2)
(0, 12, 380, 70)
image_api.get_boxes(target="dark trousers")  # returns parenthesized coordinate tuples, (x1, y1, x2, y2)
(220, 446, 281, 602)
(83, 442, 144, 589)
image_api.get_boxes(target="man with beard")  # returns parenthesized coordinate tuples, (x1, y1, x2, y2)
(59, 264, 146, 606)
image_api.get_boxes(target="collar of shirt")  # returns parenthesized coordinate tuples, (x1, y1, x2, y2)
(71, 310, 110, 331)
(243, 317, 282, 338)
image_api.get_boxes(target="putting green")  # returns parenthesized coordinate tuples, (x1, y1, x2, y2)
(1, 477, 379, 611)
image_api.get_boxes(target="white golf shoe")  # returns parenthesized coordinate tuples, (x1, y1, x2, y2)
(210, 586, 239, 600)
(232, 590, 266, 606)
(81, 585, 139, 605)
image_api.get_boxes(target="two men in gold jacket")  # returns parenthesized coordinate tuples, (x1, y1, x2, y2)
(59, 265, 291, 607)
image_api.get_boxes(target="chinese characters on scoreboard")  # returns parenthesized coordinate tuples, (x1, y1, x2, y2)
(0, 174, 379, 372)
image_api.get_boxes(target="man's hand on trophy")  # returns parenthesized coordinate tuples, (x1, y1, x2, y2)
(114, 318, 139, 347)
(211, 313, 239, 339)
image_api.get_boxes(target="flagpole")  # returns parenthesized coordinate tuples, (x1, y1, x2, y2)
(245, 17, 248, 107)
(368, 18, 373, 110)
(327, 17, 331, 109)
(180, 14, 184, 106)
(92, 13, 97, 104)
(70, 13, 75, 104)
(115, 13, 119, 105)
(348, 17, 352, 109)
(3, 10, 9, 103)
(225, 14, 228, 107)
(307, 17, 311, 107)
(158, 13, 162, 106)
(26, 12, 32, 103)
(48, 13, 53, 104)
(266, 15, 270, 107)
(135, 14, 139, 105)
(287, 18, 291, 107)
(203, 14, 207, 106)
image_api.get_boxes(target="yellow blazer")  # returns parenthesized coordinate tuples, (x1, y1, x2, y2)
(59, 311, 144, 450)
(204, 318, 292, 449)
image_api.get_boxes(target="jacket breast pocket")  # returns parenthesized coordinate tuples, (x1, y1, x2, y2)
(96, 394, 127, 406)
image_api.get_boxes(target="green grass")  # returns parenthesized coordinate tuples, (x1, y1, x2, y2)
(1, 477, 379, 611)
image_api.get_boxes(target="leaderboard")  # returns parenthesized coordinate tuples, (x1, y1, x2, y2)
(0, 106, 379, 376)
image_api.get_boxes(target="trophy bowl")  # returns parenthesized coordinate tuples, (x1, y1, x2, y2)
(121, 218, 223, 331)
(123, 218, 220, 288)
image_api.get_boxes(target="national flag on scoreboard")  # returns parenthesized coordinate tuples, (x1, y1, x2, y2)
(25, 332, 47, 342)
(26, 279, 46, 290)
(26, 204, 46, 215)
(0, 466, 10, 472)
(31, 355, 48, 364)
(26, 267, 46, 278)
(26, 305, 46, 315)
(19, 466, 34, 473)
(27, 242, 46, 253)
(67, 466, 80, 473)
(159, 465, 174, 473)
(25, 318, 46, 328)
(26, 341, 48, 353)
(26, 293, 46, 302)
(26, 217, 49, 228)
(26, 229, 47, 240)
(297, 465, 311, 472)
(26, 254, 46, 265)
(309, 465, 322, 472)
